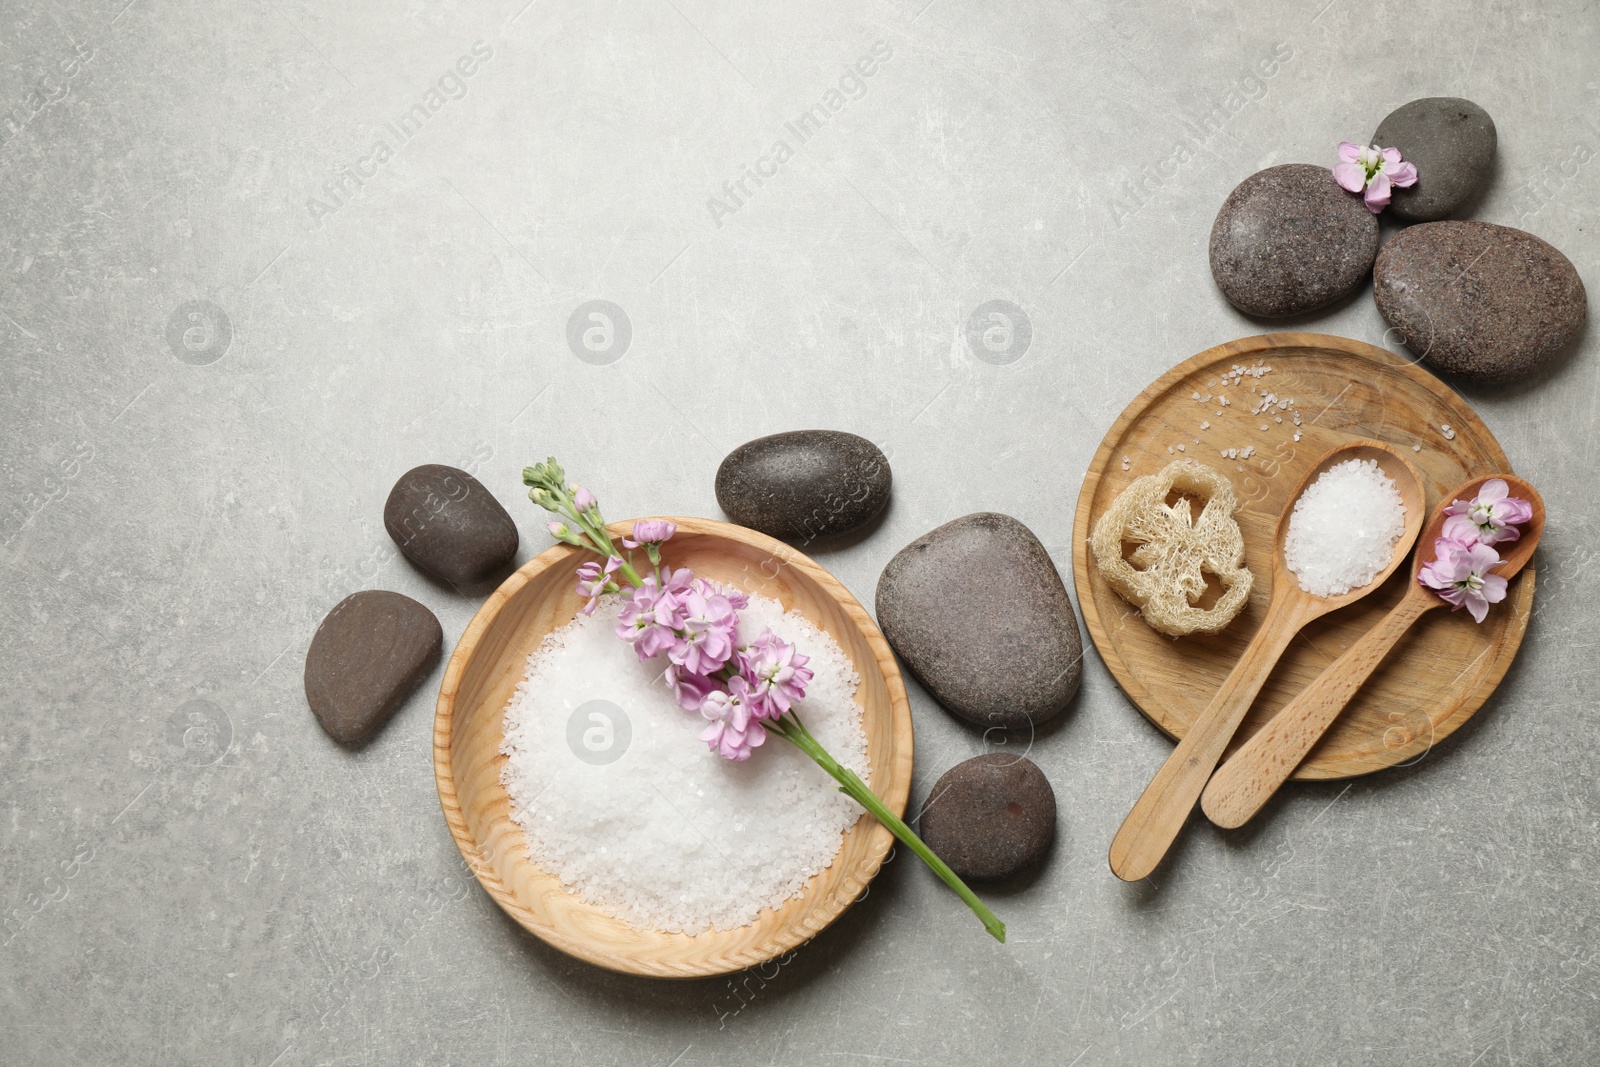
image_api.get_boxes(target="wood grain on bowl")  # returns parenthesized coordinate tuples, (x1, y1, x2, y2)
(434, 517, 912, 978)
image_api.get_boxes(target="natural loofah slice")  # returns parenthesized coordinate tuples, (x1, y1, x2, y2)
(1091, 459, 1254, 636)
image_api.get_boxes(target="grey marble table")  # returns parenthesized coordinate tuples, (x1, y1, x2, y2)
(3, 1, 1596, 1064)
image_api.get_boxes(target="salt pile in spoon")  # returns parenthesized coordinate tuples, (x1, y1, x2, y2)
(1284, 458, 1407, 597)
(500, 590, 868, 935)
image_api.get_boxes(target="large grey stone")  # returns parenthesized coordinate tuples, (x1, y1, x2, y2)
(1209, 164, 1379, 317)
(1374, 221, 1586, 383)
(875, 513, 1081, 729)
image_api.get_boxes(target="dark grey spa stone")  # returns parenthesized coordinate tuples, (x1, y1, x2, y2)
(918, 754, 1057, 880)
(304, 590, 443, 744)
(1372, 97, 1497, 223)
(875, 513, 1081, 730)
(384, 464, 519, 586)
(1373, 220, 1586, 383)
(715, 430, 891, 541)
(1209, 163, 1380, 318)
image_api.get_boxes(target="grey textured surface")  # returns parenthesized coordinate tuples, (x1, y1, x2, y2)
(1, 2, 1597, 1065)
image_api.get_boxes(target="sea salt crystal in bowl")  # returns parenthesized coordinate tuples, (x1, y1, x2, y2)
(433, 517, 913, 978)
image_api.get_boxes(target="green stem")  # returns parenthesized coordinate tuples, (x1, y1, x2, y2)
(773, 713, 1005, 944)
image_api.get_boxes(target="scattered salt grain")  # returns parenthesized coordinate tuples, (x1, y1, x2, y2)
(1200, 420, 1210, 430)
(1177, 443, 1186, 452)
(1284, 459, 1407, 598)
(499, 592, 868, 935)
(1412, 444, 1421, 452)
(1441, 423, 1456, 441)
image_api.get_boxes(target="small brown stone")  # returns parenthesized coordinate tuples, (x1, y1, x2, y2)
(1209, 164, 1379, 318)
(1373, 221, 1587, 383)
(383, 464, 518, 586)
(918, 754, 1056, 880)
(304, 591, 443, 744)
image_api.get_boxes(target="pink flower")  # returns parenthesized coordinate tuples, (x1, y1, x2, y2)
(698, 676, 766, 761)
(574, 555, 621, 615)
(1418, 538, 1508, 623)
(668, 584, 740, 675)
(1443, 479, 1534, 545)
(664, 662, 718, 711)
(739, 629, 814, 719)
(615, 576, 683, 659)
(1334, 142, 1418, 213)
(623, 519, 677, 549)
(572, 486, 598, 514)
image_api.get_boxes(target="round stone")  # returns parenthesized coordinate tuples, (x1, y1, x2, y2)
(1372, 97, 1496, 223)
(917, 754, 1056, 880)
(384, 464, 519, 586)
(715, 430, 891, 541)
(1209, 163, 1380, 318)
(876, 513, 1081, 730)
(304, 591, 443, 744)
(1374, 221, 1587, 383)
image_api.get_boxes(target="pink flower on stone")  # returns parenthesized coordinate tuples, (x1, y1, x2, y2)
(1418, 538, 1508, 623)
(739, 628, 814, 719)
(615, 575, 683, 659)
(623, 519, 677, 549)
(1334, 142, 1418, 213)
(574, 555, 621, 615)
(1443, 478, 1534, 545)
(698, 676, 766, 761)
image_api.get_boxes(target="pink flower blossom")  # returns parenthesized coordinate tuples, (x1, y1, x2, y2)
(1334, 142, 1418, 213)
(572, 486, 598, 514)
(664, 662, 718, 711)
(739, 629, 814, 719)
(574, 555, 621, 615)
(1418, 538, 1508, 623)
(615, 576, 683, 658)
(669, 584, 740, 675)
(623, 519, 677, 549)
(698, 676, 766, 761)
(1443, 479, 1534, 545)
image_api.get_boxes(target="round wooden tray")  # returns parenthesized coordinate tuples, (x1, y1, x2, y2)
(1071, 333, 1535, 779)
(434, 517, 913, 978)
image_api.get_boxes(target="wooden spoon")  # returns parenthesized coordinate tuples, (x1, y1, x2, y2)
(1107, 440, 1426, 881)
(1200, 473, 1545, 829)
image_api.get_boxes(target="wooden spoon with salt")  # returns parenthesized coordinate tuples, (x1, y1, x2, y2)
(1200, 473, 1544, 830)
(1108, 440, 1426, 882)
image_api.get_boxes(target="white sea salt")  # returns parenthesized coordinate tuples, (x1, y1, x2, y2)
(500, 592, 868, 935)
(1284, 458, 1407, 597)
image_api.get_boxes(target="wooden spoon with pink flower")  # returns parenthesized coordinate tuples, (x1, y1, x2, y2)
(1201, 474, 1545, 830)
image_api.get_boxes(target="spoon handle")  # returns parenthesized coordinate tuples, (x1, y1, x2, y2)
(1201, 590, 1434, 829)
(1109, 594, 1304, 881)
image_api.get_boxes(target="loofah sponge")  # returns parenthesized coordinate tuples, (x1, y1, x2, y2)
(1091, 459, 1254, 636)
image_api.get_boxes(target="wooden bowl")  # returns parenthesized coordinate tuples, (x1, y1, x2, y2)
(433, 517, 913, 978)
(1072, 332, 1535, 779)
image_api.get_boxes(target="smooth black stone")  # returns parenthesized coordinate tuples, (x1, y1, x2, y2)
(918, 754, 1056, 880)
(1209, 163, 1379, 318)
(1374, 220, 1587, 383)
(875, 513, 1081, 730)
(1372, 97, 1496, 223)
(715, 430, 891, 541)
(305, 591, 442, 744)
(384, 464, 518, 586)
